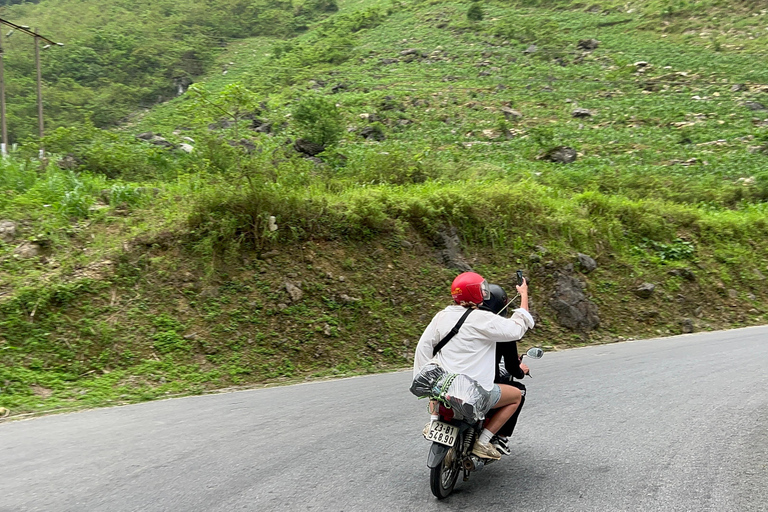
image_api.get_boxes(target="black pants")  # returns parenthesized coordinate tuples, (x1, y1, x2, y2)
(494, 376, 526, 438)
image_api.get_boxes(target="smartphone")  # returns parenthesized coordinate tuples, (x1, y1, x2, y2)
(516, 270, 524, 286)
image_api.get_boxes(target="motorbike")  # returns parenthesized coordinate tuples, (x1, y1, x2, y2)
(424, 347, 544, 499)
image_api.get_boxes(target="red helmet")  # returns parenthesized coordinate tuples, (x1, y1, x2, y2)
(451, 272, 490, 305)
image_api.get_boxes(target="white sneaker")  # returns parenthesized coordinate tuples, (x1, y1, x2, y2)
(471, 439, 501, 460)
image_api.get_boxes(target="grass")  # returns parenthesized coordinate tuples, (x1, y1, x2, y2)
(2, 0, 768, 417)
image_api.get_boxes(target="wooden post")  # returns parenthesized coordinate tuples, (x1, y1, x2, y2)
(0, 29, 7, 157)
(35, 29, 44, 159)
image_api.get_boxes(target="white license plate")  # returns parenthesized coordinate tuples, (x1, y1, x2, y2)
(426, 421, 458, 447)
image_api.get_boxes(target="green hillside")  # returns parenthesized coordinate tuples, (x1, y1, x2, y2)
(1, 0, 768, 418)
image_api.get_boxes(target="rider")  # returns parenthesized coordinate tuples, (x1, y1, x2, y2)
(413, 271, 534, 460)
(480, 283, 530, 456)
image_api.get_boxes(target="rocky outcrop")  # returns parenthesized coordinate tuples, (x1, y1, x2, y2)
(549, 273, 600, 331)
(438, 228, 472, 272)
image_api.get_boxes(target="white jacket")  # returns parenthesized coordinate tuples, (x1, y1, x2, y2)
(413, 305, 534, 391)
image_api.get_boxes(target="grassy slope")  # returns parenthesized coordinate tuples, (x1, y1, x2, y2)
(2, 0, 768, 418)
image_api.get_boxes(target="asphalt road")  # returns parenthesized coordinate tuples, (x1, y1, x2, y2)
(2, 326, 767, 511)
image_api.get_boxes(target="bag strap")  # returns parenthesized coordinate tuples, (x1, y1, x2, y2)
(432, 308, 473, 357)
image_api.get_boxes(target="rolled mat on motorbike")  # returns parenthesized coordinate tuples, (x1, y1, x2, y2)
(410, 363, 492, 423)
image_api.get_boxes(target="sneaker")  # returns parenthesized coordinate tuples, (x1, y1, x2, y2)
(492, 435, 511, 456)
(471, 439, 501, 460)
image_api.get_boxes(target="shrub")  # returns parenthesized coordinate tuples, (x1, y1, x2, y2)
(467, 3, 484, 21)
(291, 94, 344, 148)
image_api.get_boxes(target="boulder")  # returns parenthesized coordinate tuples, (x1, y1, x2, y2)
(14, 242, 42, 259)
(0, 220, 16, 242)
(668, 268, 696, 281)
(577, 39, 600, 51)
(501, 107, 523, 120)
(541, 146, 578, 164)
(634, 283, 655, 299)
(572, 108, 594, 118)
(549, 273, 600, 331)
(680, 318, 694, 333)
(360, 125, 386, 141)
(285, 281, 303, 302)
(577, 253, 597, 273)
(438, 228, 472, 272)
(294, 139, 325, 156)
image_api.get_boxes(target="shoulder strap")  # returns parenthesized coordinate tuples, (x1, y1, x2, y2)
(432, 308, 473, 357)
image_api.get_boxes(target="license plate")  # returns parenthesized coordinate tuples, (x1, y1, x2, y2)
(426, 421, 458, 447)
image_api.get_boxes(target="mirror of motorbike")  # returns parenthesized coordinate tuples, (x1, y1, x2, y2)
(526, 347, 544, 359)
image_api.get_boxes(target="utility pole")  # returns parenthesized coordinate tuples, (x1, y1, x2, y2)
(0, 18, 61, 159)
(35, 29, 44, 159)
(0, 29, 7, 157)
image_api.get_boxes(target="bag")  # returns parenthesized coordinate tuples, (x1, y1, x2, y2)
(410, 362, 492, 423)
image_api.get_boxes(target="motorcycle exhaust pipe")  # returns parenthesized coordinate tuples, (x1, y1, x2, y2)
(463, 455, 485, 472)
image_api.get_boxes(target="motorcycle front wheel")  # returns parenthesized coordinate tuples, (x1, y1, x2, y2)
(429, 445, 460, 499)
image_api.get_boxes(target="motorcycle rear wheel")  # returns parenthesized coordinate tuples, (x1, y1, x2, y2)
(430, 446, 460, 499)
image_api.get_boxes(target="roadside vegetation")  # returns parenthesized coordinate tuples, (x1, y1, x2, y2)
(1, 0, 768, 417)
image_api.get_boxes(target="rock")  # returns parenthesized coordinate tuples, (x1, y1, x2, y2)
(549, 274, 600, 331)
(541, 146, 578, 164)
(501, 107, 523, 120)
(360, 125, 386, 141)
(668, 268, 696, 281)
(135, 132, 154, 140)
(294, 138, 325, 156)
(680, 318, 694, 333)
(179, 143, 194, 153)
(572, 108, 594, 118)
(261, 250, 280, 259)
(285, 281, 303, 302)
(523, 45, 537, 54)
(634, 61, 650, 68)
(577, 253, 597, 273)
(330, 83, 347, 94)
(634, 283, 655, 299)
(745, 101, 767, 111)
(14, 242, 42, 259)
(323, 324, 332, 336)
(577, 39, 600, 50)
(254, 122, 273, 134)
(730, 84, 747, 92)
(728, 289, 738, 299)
(339, 294, 361, 304)
(400, 48, 424, 57)
(146, 135, 174, 148)
(0, 407, 8, 418)
(529, 253, 542, 263)
(380, 58, 399, 65)
(438, 228, 472, 272)
(0, 220, 16, 242)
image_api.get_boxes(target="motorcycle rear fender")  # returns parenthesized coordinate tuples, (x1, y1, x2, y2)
(427, 442, 451, 468)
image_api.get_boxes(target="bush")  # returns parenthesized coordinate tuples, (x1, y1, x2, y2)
(291, 94, 344, 148)
(467, 3, 484, 21)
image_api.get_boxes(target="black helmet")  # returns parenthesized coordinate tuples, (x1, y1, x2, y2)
(480, 284, 509, 316)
